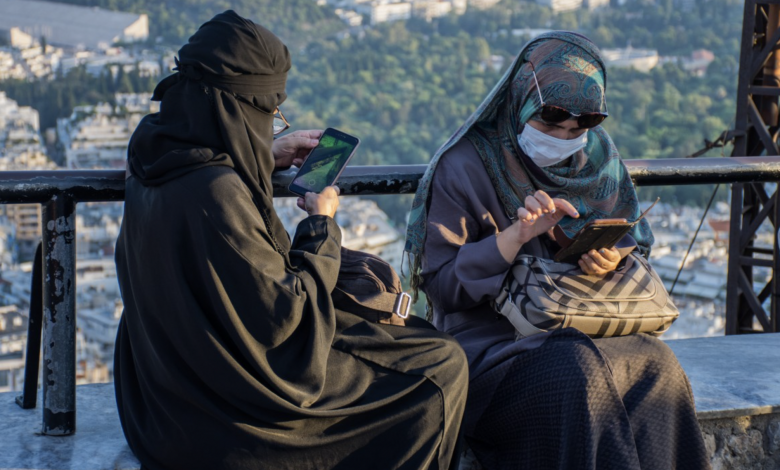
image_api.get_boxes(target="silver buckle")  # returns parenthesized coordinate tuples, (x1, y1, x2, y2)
(393, 292, 412, 319)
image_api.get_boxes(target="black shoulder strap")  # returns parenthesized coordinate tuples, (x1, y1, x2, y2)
(332, 287, 411, 321)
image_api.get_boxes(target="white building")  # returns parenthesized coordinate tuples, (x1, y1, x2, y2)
(0, 306, 27, 393)
(469, 0, 501, 9)
(0, 31, 66, 80)
(601, 47, 659, 72)
(76, 202, 123, 258)
(59, 47, 165, 78)
(370, 2, 413, 25)
(0, 0, 149, 51)
(413, 0, 454, 20)
(536, 0, 584, 12)
(331, 0, 470, 26)
(0, 49, 25, 81)
(0, 92, 39, 134)
(57, 93, 158, 170)
(335, 8, 364, 26)
(510, 28, 554, 41)
(586, 0, 611, 9)
(0, 93, 55, 261)
(535, 0, 581, 12)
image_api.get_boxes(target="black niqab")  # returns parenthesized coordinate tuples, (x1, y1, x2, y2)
(129, 10, 291, 253)
(115, 11, 467, 470)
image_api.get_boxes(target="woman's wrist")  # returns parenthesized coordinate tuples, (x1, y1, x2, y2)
(496, 225, 526, 263)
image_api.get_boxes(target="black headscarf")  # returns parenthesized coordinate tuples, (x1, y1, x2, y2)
(128, 9, 292, 254)
(116, 14, 468, 469)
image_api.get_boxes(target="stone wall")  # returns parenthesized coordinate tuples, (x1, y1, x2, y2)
(459, 414, 780, 470)
(700, 414, 780, 470)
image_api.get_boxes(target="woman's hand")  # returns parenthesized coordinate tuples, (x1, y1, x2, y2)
(297, 186, 340, 218)
(496, 190, 579, 262)
(272, 129, 323, 169)
(514, 191, 580, 244)
(579, 247, 621, 276)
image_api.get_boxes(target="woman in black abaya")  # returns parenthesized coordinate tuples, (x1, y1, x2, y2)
(114, 11, 467, 470)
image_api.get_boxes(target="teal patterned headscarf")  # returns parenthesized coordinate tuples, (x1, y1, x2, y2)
(405, 31, 653, 298)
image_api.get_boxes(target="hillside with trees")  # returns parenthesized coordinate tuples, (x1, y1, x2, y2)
(0, 0, 745, 219)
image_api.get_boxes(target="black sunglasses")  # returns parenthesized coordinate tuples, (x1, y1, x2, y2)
(529, 62, 608, 129)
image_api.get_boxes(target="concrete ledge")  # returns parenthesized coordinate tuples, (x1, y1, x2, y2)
(665, 333, 780, 420)
(0, 383, 140, 470)
(2, 334, 779, 470)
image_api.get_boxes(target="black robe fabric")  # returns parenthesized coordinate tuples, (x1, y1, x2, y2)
(114, 11, 468, 470)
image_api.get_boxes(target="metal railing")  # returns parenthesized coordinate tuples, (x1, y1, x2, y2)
(8, 156, 780, 436)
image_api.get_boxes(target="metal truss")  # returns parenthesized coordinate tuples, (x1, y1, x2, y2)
(727, 0, 780, 334)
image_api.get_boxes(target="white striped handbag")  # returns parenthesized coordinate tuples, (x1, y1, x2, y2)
(493, 253, 679, 339)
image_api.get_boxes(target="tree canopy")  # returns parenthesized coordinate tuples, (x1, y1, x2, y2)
(1, 0, 746, 216)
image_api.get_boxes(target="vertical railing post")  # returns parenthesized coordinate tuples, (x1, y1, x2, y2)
(774, 190, 780, 333)
(15, 242, 44, 409)
(41, 196, 77, 436)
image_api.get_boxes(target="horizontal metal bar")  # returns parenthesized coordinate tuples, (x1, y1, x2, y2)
(749, 86, 780, 95)
(274, 165, 425, 197)
(624, 157, 780, 186)
(740, 255, 776, 267)
(0, 157, 779, 203)
(746, 246, 775, 255)
(0, 170, 124, 203)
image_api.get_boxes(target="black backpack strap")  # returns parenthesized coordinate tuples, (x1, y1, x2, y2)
(332, 287, 411, 321)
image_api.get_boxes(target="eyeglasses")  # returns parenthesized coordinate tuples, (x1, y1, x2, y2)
(528, 62, 608, 129)
(273, 107, 290, 135)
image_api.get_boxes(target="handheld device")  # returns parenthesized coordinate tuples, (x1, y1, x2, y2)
(288, 128, 360, 197)
(553, 198, 659, 264)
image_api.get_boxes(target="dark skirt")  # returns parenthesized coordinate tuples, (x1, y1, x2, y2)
(465, 329, 710, 470)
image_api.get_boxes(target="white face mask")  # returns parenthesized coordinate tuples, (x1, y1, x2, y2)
(517, 123, 588, 168)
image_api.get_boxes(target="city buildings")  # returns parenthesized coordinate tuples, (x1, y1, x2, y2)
(274, 197, 406, 274)
(468, 0, 502, 9)
(57, 93, 158, 169)
(601, 47, 660, 72)
(0, 0, 149, 50)
(369, 2, 413, 25)
(535, 0, 584, 12)
(0, 305, 26, 393)
(327, 0, 487, 25)
(0, 92, 56, 261)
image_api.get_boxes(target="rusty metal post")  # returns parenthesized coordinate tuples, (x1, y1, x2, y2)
(15, 242, 43, 409)
(774, 189, 780, 333)
(41, 196, 77, 435)
(727, 0, 780, 334)
(761, 4, 780, 126)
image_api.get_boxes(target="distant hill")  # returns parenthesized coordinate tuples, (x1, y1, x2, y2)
(44, 0, 345, 46)
(4, 0, 747, 217)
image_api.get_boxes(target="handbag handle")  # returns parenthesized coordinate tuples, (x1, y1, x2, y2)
(494, 288, 546, 337)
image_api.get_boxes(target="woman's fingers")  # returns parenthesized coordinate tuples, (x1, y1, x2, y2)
(533, 190, 556, 214)
(524, 195, 543, 217)
(516, 207, 535, 223)
(322, 185, 340, 197)
(587, 250, 614, 270)
(579, 255, 607, 276)
(552, 198, 579, 218)
(597, 247, 621, 263)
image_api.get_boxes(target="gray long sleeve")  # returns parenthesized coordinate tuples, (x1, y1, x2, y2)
(421, 140, 513, 314)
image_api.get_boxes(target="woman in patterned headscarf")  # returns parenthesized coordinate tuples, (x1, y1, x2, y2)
(406, 32, 710, 469)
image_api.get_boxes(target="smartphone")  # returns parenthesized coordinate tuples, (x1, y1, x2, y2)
(553, 222, 634, 264)
(288, 128, 360, 197)
(552, 198, 660, 265)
